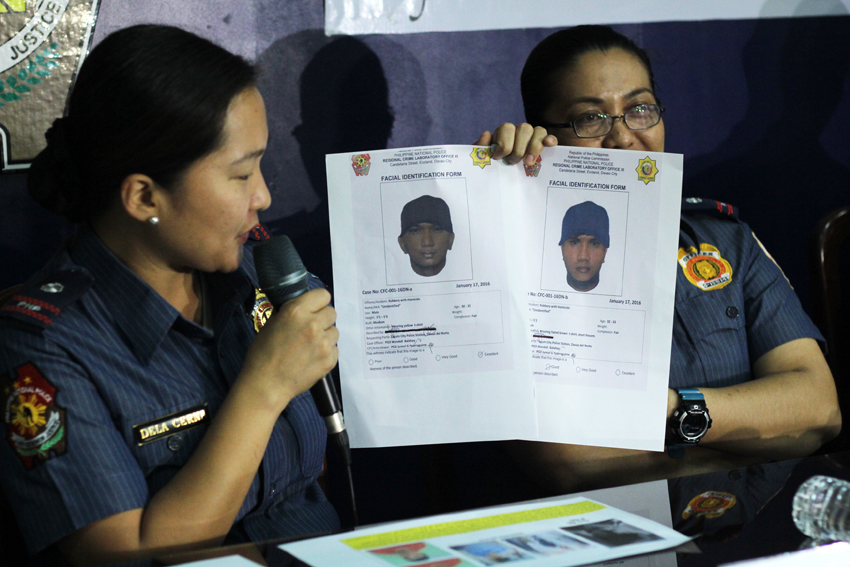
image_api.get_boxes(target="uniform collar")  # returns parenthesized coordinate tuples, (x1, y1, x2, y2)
(67, 225, 254, 364)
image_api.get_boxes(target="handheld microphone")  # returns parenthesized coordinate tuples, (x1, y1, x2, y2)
(253, 236, 351, 466)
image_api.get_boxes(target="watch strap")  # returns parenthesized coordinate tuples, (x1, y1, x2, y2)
(679, 388, 704, 402)
(667, 443, 686, 458)
(668, 388, 709, 458)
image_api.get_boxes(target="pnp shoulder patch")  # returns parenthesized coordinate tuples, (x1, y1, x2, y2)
(2, 362, 67, 469)
(0, 269, 92, 330)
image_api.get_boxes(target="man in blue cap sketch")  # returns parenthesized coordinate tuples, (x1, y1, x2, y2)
(398, 195, 455, 277)
(559, 200, 609, 292)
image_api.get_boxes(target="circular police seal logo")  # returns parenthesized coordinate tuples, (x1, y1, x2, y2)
(678, 243, 733, 291)
(0, 0, 70, 76)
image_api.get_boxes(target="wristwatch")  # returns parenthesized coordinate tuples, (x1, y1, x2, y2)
(667, 388, 712, 458)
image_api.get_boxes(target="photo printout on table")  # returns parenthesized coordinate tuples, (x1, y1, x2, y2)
(326, 145, 682, 450)
(279, 493, 690, 567)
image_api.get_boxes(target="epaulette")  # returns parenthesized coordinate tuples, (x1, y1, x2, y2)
(0, 269, 92, 331)
(682, 197, 739, 220)
(248, 223, 272, 242)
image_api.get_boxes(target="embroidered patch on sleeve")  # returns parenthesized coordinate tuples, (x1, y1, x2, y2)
(678, 243, 733, 291)
(2, 362, 67, 469)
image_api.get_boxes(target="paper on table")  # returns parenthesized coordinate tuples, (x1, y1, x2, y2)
(326, 145, 682, 450)
(577, 480, 677, 567)
(172, 555, 260, 566)
(280, 494, 690, 567)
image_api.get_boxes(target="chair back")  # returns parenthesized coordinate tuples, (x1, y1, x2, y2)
(811, 207, 850, 450)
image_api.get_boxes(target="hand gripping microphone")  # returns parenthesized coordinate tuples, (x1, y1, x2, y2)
(253, 236, 351, 467)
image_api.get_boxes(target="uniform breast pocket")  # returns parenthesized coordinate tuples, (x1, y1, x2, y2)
(284, 392, 326, 479)
(674, 286, 750, 388)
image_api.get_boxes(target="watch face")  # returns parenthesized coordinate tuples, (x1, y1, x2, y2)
(681, 411, 709, 439)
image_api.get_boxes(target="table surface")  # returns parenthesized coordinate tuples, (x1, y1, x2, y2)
(157, 451, 850, 567)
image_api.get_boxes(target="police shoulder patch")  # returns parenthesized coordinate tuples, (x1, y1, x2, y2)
(0, 269, 92, 331)
(682, 197, 739, 220)
(2, 362, 67, 469)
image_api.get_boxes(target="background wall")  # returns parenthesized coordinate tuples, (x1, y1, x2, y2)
(1, 0, 848, 524)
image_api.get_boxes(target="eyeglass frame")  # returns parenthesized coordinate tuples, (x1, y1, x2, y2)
(538, 104, 665, 139)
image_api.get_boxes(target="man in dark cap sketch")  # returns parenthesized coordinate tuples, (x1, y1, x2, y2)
(398, 195, 455, 277)
(559, 201, 610, 292)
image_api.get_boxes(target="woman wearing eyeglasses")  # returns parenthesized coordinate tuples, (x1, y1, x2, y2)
(477, 25, 840, 492)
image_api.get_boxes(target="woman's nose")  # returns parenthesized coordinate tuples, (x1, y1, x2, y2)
(602, 117, 634, 150)
(253, 173, 272, 211)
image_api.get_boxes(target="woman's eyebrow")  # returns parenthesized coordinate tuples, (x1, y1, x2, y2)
(624, 87, 654, 99)
(564, 87, 654, 107)
(565, 96, 605, 106)
(231, 148, 265, 165)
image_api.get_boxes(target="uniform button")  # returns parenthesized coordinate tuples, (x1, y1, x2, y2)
(270, 483, 277, 495)
(726, 306, 739, 318)
(167, 435, 183, 452)
(728, 469, 742, 480)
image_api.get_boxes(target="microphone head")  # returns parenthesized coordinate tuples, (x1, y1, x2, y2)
(254, 236, 309, 306)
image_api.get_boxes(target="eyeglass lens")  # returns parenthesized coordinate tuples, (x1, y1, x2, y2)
(573, 105, 662, 138)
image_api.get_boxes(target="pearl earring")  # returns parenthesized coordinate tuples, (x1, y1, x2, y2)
(148, 216, 159, 226)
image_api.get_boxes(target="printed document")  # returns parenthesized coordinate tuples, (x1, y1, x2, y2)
(279, 493, 689, 567)
(326, 145, 682, 450)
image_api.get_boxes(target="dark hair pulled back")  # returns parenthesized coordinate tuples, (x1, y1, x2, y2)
(28, 24, 256, 223)
(521, 25, 659, 126)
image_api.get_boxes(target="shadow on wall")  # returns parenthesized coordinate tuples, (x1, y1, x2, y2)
(256, 31, 438, 528)
(684, 9, 850, 317)
(257, 31, 405, 289)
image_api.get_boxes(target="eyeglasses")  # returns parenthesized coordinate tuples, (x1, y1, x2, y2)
(540, 104, 665, 138)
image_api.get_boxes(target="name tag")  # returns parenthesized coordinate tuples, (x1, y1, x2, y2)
(132, 403, 210, 446)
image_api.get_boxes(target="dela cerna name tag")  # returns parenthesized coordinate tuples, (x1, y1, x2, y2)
(133, 403, 210, 446)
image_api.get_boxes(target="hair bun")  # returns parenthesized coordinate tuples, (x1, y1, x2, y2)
(27, 117, 85, 222)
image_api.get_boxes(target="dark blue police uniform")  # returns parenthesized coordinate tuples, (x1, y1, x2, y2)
(670, 198, 823, 389)
(0, 225, 339, 556)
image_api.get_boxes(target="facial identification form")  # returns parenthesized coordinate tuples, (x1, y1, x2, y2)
(327, 145, 682, 450)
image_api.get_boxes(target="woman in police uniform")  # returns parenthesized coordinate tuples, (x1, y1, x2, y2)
(478, 25, 841, 491)
(0, 25, 339, 565)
